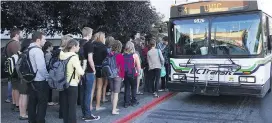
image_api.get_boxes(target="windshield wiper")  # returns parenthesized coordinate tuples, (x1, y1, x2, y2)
(219, 46, 241, 71)
(186, 44, 202, 65)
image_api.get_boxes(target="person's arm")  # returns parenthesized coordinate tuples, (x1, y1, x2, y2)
(82, 60, 87, 71)
(159, 50, 165, 65)
(34, 49, 49, 80)
(117, 54, 125, 79)
(134, 53, 141, 74)
(72, 55, 85, 76)
(88, 53, 96, 74)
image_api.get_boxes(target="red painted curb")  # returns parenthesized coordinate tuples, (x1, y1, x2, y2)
(113, 92, 176, 123)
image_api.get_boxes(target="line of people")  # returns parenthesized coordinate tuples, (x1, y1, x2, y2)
(3, 27, 170, 123)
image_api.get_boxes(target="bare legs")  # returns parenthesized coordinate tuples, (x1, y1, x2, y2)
(102, 78, 108, 102)
(12, 89, 20, 107)
(111, 93, 119, 114)
(95, 78, 105, 110)
(19, 94, 28, 117)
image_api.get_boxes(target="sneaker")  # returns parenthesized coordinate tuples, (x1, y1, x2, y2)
(19, 116, 28, 120)
(84, 115, 100, 122)
(131, 101, 139, 107)
(96, 107, 106, 111)
(14, 107, 20, 112)
(5, 99, 11, 103)
(158, 89, 164, 92)
(11, 104, 15, 111)
(106, 92, 111, 96)
(124, 103, 130, 108)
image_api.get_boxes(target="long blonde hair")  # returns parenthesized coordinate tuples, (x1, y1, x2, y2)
(93, 32, 105, 44)
(124, 41, 135, 54)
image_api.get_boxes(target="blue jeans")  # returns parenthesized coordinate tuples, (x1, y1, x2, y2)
(7, 81, 12, 100)
(81, 73, 95, 117)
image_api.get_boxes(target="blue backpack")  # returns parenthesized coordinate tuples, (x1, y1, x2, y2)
(123, 53, 136, 78)
(102, 52, 119, 78)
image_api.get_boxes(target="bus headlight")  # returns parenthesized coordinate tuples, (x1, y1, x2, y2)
(172, 74, 186, 80)
(239, 76, 256, 83)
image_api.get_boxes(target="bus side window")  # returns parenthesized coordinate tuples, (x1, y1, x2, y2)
(269, 16, 272, 49)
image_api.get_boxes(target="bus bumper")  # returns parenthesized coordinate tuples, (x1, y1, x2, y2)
(167, 80, 271, 98)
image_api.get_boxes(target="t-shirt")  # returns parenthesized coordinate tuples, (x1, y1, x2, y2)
(78, 39, 88, 61)
(6, 40, 21, 57)
(83, 41, 107, 73)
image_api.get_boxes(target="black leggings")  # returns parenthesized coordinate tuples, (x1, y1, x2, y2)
(61, 86, 78, 123)
(149, 68, 161, 93)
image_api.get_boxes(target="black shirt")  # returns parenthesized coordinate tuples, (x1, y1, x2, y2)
(83, 41, 107, 73)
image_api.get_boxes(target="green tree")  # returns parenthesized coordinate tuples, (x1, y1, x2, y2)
(1, 1, 160, 40)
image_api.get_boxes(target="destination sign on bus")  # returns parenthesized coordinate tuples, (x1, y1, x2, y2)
(175, 1, 252, 16)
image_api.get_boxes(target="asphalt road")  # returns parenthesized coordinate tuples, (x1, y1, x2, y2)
(1, 81, 165, 123)
(134, 92, 272, 123)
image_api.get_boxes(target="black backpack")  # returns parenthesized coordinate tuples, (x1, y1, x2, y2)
(1, 40, 15, 78)
(16, 46, 39, 83)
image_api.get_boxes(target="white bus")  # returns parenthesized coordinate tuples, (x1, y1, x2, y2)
(167, 0, 272, 97)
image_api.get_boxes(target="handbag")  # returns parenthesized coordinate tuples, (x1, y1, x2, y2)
(157, 49, 166, 77)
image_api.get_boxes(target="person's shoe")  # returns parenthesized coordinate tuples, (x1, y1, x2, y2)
(84, 115, 100, 122)
(5, 99, 11, 103)
(106, 92, 111, 96)
(112, 110, 120, 115)
(81, 117, 86, 120)
(14, 106, 20, 112)
(48, 102, 55, 106)
(131, 101, 139, 107)
(158, 89, 164, 92)
(102, 99, 109, 103)
(124, 103, 130, 108)
(19, 116, 28, 120)
(11, 104, 15, 111)
(154, 93, 159, 98)
(59, 115, 63, 119)
(95, 107, 106, 111)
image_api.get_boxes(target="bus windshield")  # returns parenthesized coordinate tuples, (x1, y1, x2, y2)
(173, 13, 262, 56)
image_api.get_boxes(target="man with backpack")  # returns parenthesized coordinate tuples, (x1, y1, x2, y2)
(4, 28, 21, 112)
(25, 31, 49, 123)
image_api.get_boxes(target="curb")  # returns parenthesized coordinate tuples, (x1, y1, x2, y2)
(113, 92, 176, 123)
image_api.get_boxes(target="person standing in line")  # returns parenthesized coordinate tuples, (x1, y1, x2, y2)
(123, 41, 141, 108)
(82, 27, 100, 121)
(27, 31, 49, 123)
(133, 38, 144, 95)
(58, 34, 74, 119)
(147, 40, 165, 98)
(42, 41, 57, 106)
(6, 28, 21, 112)
(59, 39, 84, 123)
(18, 39, 31, 120)
(91, 32, 108, 111)
(103, 36, 115, 101)
(108, 40, 125, 114)
(157, 36, 170, 91)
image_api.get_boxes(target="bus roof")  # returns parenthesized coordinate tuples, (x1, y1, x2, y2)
(170, 0, 271, 18)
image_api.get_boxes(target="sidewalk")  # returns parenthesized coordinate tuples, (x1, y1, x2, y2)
(1, 82, 167, 123)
